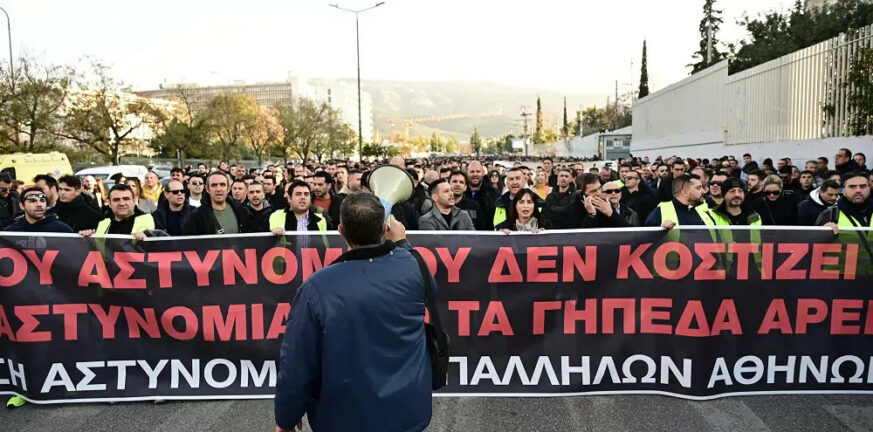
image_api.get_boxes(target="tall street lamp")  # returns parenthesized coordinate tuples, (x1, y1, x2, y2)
(329, 2, 384, 163)
(0, 7, 13, 84)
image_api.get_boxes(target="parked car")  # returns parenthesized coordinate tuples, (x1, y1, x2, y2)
(76, 165, 148, 183)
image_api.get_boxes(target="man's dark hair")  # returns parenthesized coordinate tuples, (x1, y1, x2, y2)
(821, 180, 841, 192)
(543, 157, 553, 163)
(0, 173, 13, 183)
(171, 167, 184, 175)
(558, 167, 574, 177)
(839, 148, 852, 159)
(778, 165, 793, 175)
(108, 183, 135, 199)
(313, 170, 334, 185)
(262, 175, 275, 185)
(439, 166, 452, 175)
(843, 171, 868, 186)
(818, 156, 829, 165)
(671, 160, 685, 169)
(449, 170, 468, 185)
(20, 186, 45, 200)
(507, 166, 525, 175)
(405, 168, 419, 181)
(285, 180, 310, 195)
(33, 174, 58, 190)
(339, 192, 385, 246)
(749, 170, 767, 180)
(58, 174, 82, 189)
(206, 171, 229, 185)
(672, 174, 701, 196)
(799, 170, 814, 177)
(743, 153, 752, 158)
(188, 174, 204, 184)
(232, 178, 247, 186)
(823, 170, 841, 180)
(575, 173, 600, 192)
(428, 178, 448, 196)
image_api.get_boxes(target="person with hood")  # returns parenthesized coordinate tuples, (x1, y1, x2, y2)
(707, 178, 762, 226)
(818, 171, 873, 232)
(246, 181, 274, 232)
(79, 184, 160, 240)
(835, 148, 862, 177)
(152, 180, 194, 236)
(752, 175, 798, 225)
(796, 180, 840, 226)
(418, 179, 475, 231)
(3, 187, 74, 234)
(183, 171, 252, 235)
(53, 175, 101, 232)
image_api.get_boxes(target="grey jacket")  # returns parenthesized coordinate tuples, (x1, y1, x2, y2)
(417, 206, 475, 231)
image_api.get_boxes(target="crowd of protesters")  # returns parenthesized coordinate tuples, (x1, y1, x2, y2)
(1, 149, 871, 239)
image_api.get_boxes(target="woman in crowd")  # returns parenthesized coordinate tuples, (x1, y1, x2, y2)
(752, 174, 798, 225)
(124, 177, 157, 214)
(489, 169, 505, 195)
(533, 169, 551, 199)
(496, 189, 549, 233)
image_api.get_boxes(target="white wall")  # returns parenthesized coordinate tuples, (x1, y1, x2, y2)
(631, 135, 873, 162)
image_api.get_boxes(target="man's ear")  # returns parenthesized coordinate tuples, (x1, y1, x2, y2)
(338, 223, 345, 238)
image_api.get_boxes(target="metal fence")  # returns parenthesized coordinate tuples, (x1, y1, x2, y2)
(633, 24, 873, 150)
(726, 24, 873, 144)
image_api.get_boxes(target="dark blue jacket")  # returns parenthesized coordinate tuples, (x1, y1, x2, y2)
(275, 240, 432, 432)
(3, 213, 73, 233)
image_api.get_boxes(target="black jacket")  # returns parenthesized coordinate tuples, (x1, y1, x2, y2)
(183, 198, 253, 235)
(816, 197, 873, 226)
(249, 202, 276, 232)
(621, 187, 657, 223)
(752, 194, 798, 226)
(454, 195, 484, 230)
(544, 185, 576, 227)
(314, 192, 344, 228)
(796, 189, 831, 226)
(3, 213, 73, 233)
(465, 183, 499, 230)
(836, 159, 863, 176)
(153, 199, 195, 236)
(279, 208, 334, 231)
(560, 195, 633, 229)
(53, 194, 102, 232)
(267, 191, 287, 210)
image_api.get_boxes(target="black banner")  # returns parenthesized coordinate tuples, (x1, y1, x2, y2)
(1, 227, 872, 403)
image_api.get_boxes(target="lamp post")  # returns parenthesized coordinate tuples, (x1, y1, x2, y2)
(0, 7, 12, 84)
(329, 2, 384, 163)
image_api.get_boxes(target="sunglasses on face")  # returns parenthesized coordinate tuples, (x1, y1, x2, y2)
(24, 193, 47, 202)
(190, 182, 203, 186)
(625, 176, 640, 180)
(602, 189, 620, 194)
(167, 189, 185, 195)
(764, 190, 781, 196)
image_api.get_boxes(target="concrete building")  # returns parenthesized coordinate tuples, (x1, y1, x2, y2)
(135, 76, 374, 144)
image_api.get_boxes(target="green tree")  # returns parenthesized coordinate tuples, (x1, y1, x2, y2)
(534, 95, 545, 144)
(574, 110, 583, 136)
(275, 97, 351, 163)
(730, 0, 873, 73)
(0, 56, 74, 154)
(148, 84, 211, 165)
(202, 93, 259, 162)
(845, 47, 873, 135)
(470, 127, 482, 156)
(60, 62, 158, 165)
(639, 40, 650, 98)
(690, 0, 725, 74)
(243, 106, 283, 166)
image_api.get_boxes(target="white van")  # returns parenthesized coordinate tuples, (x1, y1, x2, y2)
(75, 165, 149, 182)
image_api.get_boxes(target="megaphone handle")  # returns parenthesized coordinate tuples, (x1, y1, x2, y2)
(380, 198, 393, 228)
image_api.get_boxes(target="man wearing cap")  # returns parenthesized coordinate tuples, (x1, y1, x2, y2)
(707, 178, 762, 226)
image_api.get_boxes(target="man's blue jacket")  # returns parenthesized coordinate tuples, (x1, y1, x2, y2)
(275, 240, 433, 432)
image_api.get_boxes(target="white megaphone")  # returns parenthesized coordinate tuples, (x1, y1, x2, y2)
(368, 164, 414, 225)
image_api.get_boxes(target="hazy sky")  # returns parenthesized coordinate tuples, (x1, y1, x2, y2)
(8, 0, 792, 97)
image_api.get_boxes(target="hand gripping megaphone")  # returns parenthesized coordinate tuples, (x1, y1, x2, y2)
(367, 164, 414, 225)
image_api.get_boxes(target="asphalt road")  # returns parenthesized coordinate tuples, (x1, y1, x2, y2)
(3, 394, 873, 432)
